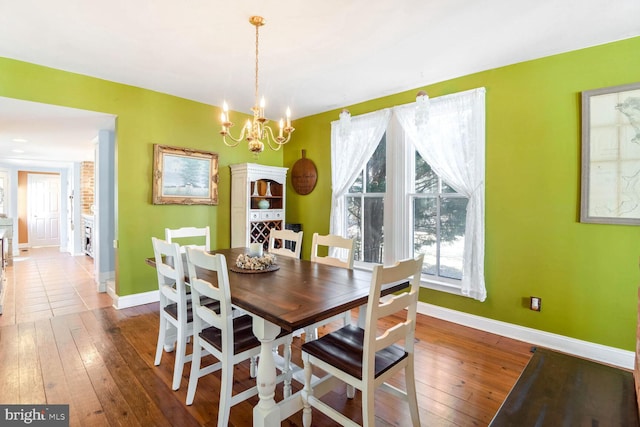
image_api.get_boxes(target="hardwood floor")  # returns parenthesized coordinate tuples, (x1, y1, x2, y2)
(0, 246, 112, 326)
(0, 248, 533, 426)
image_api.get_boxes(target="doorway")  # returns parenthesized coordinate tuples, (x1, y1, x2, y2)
(27, 173, 61, 247)
(0, 97, 116, 296)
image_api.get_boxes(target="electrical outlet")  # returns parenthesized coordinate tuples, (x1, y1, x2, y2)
(530, 296, 541, 311)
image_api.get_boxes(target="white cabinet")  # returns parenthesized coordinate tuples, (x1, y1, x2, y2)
(82, 215, 94, 258)
(0, 217, 13, 266)
(230, 163, 288, 249)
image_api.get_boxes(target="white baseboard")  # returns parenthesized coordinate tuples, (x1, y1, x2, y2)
(104, 290, 634, 370)
(418, 301, 634, 370)
(111, 289, 159, 310)
(106, 280, 116, 300)
(97, 270, 114, 293)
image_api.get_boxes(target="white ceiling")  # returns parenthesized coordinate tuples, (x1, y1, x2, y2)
(0, 0, 638, 164)
(0, 98, 115, 165)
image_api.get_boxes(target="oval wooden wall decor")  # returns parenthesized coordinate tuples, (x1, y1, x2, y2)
(291, 150, 318, 195)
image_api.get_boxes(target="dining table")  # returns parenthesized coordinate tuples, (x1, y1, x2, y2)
(146, 246, 409, 427)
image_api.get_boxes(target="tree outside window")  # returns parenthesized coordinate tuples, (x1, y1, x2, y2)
(346, 135, 386, 264)
(412, 153, 467, 280)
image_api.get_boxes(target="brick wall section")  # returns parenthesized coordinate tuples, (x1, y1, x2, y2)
(81, 161, 94, 214)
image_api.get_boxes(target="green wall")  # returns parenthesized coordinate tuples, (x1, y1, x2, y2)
(284, 36, 640, 351)
(0, 57, 282, 296)
(1, 36, 638, 352)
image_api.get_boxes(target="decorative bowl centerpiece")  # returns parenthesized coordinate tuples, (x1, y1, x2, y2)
(232, 253, 278, 273)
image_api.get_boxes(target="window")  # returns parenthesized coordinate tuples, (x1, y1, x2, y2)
(345, 131, 468, 284)
(345, 135, 386, 264)
(331, 88, 486, 300)
(412, 152, 468, 281)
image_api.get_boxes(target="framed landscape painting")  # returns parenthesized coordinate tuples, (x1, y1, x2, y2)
(580, 82, 640, 225)
(152, 144, 219, 205)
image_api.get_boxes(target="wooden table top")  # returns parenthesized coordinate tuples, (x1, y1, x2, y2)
(146, 247, 408, 333)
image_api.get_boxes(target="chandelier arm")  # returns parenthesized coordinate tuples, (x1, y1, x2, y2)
(262, 125, 289, 151)
(221, 135, 242, 147)
(221, 124, 249, 146)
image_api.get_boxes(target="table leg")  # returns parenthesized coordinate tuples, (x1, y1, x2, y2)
(252, 317, 282, 427)
(357, 304, 368, 329)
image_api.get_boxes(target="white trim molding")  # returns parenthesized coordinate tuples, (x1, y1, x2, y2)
(97, 270, 114, 293)
(418, 301, 634, 370)
(106, 290, 634, 369)
(111, 289, 159, 310)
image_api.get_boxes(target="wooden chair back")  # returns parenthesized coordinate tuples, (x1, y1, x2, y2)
(300, 254, 424, 426)
(363, 254, 424, 378)
(310, 232, 354, 269)
(185, 248, 233, 335)
(151, 236, 192, 390)
(151, 236, 187, 311)
(183, 247, 293, 420)
(165, 226, 211, 252)
(268, 229, 303, 259)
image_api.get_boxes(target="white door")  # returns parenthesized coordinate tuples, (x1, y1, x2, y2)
(28, 173, 60, 247)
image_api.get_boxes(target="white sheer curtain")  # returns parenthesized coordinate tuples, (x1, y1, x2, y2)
(395, 87, 486, 301)
(330, 109, 391, 239)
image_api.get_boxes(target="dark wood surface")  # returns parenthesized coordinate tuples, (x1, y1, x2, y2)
(490, 347, 639, 427)
(146, 247, 409, 332)
(0, 304, 533, 426)
(2, 246, 536, 426)
(7, 248, 637, 426)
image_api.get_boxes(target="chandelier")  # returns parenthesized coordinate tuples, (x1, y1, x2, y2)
(220, 16, 294, 154)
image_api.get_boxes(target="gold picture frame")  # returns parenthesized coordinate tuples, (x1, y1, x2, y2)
(152, 144, 219, 205)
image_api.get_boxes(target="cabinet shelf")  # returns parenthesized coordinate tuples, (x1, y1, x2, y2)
(230, 163, 289, 250)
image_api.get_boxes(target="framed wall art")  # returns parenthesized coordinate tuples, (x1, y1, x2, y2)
(580, 82, 640, 225)
(152, 144, 219, 205)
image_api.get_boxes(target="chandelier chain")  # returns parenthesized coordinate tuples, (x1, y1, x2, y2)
(254, 22, 259, 106)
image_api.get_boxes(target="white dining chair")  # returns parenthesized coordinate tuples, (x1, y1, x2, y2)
(184, 247, 293, 425)
(305, 233, 355, 341)
(151, 236, 220, 391)
(267, 228, 304, 376)
(165, 226, 210, 252)
(165, 226, 264, 378)
(310, 232, 354, 269)
(268, 228, 303, 259)
(301, 254, 424, 427)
